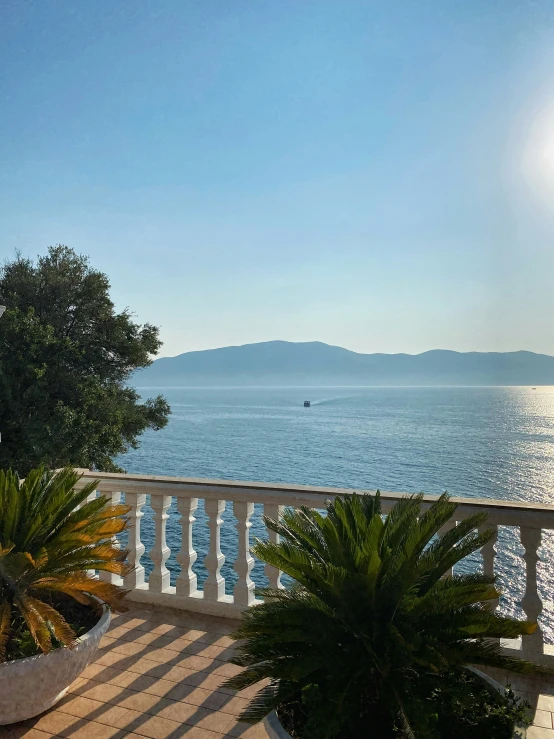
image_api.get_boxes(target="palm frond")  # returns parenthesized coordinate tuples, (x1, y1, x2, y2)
(237, 680, 298, 725)
(16, 595, 52, 654)
(231, 491, 542, 737)
(25, 596, 77, 648)
(0, 466, 131, 658)
(0, 601, 11, 662)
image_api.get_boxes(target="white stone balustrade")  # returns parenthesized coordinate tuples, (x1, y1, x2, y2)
(99, 489, 123, 586)
(204, 499, 226, 602)
(74, 471, 554, 663)
(264, 503, 285, 590)
(176, 497, 199, 597)
(148, 494, 172, 593)
(521, 526, 544, 653)
(478, 523, 500, 646)
(233, 501, 255, 606)
(438, 520, 456, 578)
(123, 492, 146, 590)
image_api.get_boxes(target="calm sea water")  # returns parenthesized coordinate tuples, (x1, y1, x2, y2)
(119, 386, 554, 639)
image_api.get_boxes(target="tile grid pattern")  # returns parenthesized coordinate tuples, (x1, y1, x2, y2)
(2, 603, 554, 738)
(0, 604, 268, 739)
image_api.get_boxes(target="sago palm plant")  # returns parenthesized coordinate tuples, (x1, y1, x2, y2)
(225, 492, 538, 738)
(0, 467, 131, 661)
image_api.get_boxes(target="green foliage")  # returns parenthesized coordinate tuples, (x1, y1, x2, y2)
(0, 467, 131, 660)
(424, 671, 530, 739)
(0, 245, 170, 474)
(277, 672, 530, 739)
(225, 493, 539, 738)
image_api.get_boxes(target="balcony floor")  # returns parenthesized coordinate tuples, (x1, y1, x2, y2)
(0, 603, 269, 739)
(2, 602, 554, 739)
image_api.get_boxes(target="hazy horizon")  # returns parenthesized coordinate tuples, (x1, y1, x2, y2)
(136, 340, 554, 390)
(2, 2, 554, 356)
(156, 339, 554, 360)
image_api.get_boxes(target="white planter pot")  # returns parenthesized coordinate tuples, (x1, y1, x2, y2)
(0, 605, 111, 725)
(263, 670, 527, 739)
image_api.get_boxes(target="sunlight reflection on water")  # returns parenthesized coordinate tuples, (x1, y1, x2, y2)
(119, 386, 554, 640)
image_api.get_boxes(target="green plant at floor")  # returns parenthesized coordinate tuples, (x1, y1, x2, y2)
(0, 467, 131, 660)
(424, 672, 530, 739)
(225, 492, 539, 739)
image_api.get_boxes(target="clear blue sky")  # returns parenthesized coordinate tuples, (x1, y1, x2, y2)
(1, 1, 554, 357)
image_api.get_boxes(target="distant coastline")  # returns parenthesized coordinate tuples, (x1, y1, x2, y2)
(133, 382, 554, 390)
(134, 340, 554, 388)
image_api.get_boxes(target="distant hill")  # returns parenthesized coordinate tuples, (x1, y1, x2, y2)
(133, 341, 554, 387)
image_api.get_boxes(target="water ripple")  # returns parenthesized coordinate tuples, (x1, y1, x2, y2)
(121, 386, 554, 639)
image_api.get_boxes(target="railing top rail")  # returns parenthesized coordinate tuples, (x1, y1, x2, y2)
(75, 470, 554, 526)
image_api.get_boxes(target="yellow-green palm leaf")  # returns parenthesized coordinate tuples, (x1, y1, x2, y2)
(0, 467, 131, 661)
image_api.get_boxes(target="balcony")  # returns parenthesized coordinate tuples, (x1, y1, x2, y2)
(5, 471, 554, 738)
(2, 599, 554, 739)
(73, 470, 554, 655)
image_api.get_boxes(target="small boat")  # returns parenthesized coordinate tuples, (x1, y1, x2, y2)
(304, 400, 311, 407)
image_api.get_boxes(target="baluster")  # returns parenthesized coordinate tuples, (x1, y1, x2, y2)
(149, 495, 172, 593)
(479, 524, 500, 644)
(99, 490, 122, 585)
(176, 497, 199, 596)
(520, 526, 543, 653)
(233, 501, 255, 606)
(438, 520, 455, 578)
(123, 493, 146, 589)
(81, 489, 98, 576)
(204, 499, 226, 601)
(264, 504, 284, 590)
(81, 489, 98, 508)
(479, 524, 498, 595)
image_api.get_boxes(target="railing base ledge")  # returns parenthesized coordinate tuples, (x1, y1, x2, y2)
(125, 586, 264, 619)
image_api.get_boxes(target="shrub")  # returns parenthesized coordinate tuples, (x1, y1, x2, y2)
(0, 467, 131, 660)
(226, 492, 538, 738)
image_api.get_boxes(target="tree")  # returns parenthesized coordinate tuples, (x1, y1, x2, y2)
(0, 245, 170, 474)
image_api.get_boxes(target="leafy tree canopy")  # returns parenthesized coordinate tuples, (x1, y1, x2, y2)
(0, 245, 170, 474)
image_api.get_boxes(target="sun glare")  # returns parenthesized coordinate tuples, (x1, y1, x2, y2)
(521, 102, 554, 192)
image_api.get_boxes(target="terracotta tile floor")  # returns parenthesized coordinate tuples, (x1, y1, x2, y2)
(0, 603, 269, 739)
(2, 602, 554, 738)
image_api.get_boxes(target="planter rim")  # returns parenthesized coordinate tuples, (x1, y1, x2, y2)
(0, 603, 110, 670)
(264, 710, 292, 739)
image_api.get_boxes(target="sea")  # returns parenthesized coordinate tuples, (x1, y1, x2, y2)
(118, 386, 554, 640)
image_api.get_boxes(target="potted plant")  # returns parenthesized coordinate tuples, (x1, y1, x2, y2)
(0, 467, 131, 724)
(225, 492, 537, 738)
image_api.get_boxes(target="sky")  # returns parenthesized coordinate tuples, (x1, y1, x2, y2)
(1, 0, 554, 358)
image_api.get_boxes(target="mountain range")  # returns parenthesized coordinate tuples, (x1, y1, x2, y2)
(133, 341, 554, 387)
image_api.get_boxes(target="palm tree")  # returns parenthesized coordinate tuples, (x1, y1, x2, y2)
(0, 467, 131, 660)
(225, 492, 538, 738)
